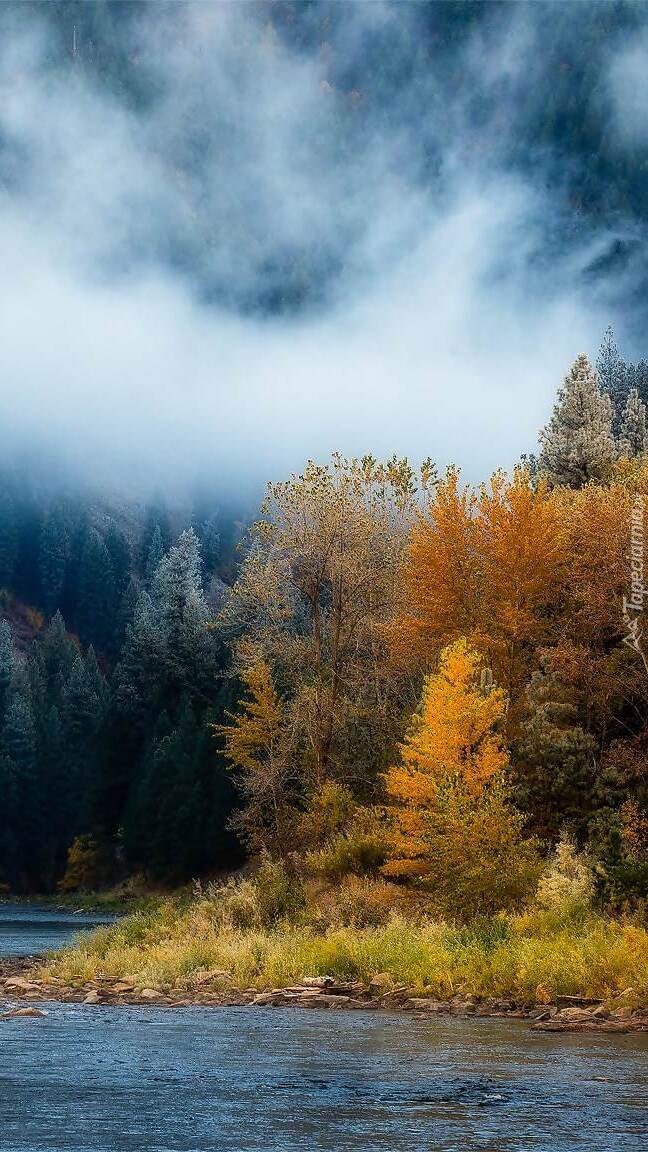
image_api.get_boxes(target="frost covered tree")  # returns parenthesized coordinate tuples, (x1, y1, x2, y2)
(618, 387, 647, 458)
(539, 354, 616, 487)
(597, 326, 629, 433)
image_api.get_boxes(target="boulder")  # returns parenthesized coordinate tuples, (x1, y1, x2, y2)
(301, 976, 334, 989)
(83, 991, 101, 1005)
(112, 982, 135, 994)
(4, 977, 41, 992)
(139, 988, 164, 1001)
(369, 973, 392, 995)
(554, 1007, 596, 1024)
(1, 1006, 48, 1019)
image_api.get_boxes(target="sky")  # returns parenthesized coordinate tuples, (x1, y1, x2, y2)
(0, 0, 647, 496)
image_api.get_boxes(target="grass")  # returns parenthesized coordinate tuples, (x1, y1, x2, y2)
(39, 893, 648, 1007)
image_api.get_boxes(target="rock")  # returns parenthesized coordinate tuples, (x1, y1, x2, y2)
(83, 991, 101, 1005)
(369, 973, 392, 995)
(193, 969, 230, 986)
(139, 988, 164, 1001)
(112, 982, 135, 994)
(4, 977, 41, 992)
(611, 1006, 633, 1019)
(303, 993, 350, 1007)
(301, 976, 334, 989)
(252, 992, 282, 1006)
(407, 998, 449, 1013)
(555, 1007, 595, 1023)
(533, 1019, 632, 1034)
(591, 1004, 610, 1020)
(1, 1006, 48, 1019)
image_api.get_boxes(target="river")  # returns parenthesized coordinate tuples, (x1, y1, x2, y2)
(0, 904, 646, 1151)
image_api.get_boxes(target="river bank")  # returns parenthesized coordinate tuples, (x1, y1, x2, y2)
(2, 956, 647, 1034)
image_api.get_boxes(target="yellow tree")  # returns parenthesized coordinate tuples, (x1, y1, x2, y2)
(383, 639, 539, 914)
(219, 454, 430, 791)
(399, 466, 566, 728)
(215, 662, 297, 858)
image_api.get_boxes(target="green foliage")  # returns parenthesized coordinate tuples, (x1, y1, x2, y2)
(304, 831, 388, 881)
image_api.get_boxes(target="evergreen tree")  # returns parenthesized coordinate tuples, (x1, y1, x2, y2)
(61, 654, 104, 828)
(105, 525, 131, 604)
(39, 505, 70, 615)
(0, 491, 18, 588)
(139, 500, 172, 572)
(196, 512, 221, 579)
(539, 354, 616, 487)
(618, 387, 647, 458)
(0, 619, 14, 727)
(1, 691, 44, 887)
(77, 528, 115, 649)
(596, 326, 629, 433)
(514, 664, 598, 842)
(41, 611, 77, 703)
(627, 359, 648, 410)
(151, 528, 214, 705)
(144, 523, 164, 586)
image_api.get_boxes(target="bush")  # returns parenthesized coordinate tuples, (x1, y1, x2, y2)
(304, 830, 388, 880)
(207, 859, 307, 931)
(312, 876, 415, 929)
(57, 835, 114, 892)
(536, 833, 594, 920)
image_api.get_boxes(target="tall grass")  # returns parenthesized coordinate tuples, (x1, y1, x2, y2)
(40, 895, 648, 1006)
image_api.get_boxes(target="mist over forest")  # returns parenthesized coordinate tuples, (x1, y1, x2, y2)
(1, 2, 648, 904)
(1, 1, 648, 498)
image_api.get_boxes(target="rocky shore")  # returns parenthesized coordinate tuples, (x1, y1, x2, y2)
(1, 958, 646, 1032)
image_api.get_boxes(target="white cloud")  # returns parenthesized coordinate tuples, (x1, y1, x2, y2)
(0, 4, 624, 494)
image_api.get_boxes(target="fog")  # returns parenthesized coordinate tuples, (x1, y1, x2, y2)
(0, 1, 646, 495)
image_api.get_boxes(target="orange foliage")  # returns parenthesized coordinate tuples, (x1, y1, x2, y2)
(398, 466, 567, 724)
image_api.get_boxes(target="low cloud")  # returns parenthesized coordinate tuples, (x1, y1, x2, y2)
(0, 2, 642, 494)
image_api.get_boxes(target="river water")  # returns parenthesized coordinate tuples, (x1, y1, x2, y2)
(0, 905, 646, 1152)
(0, 902, 115, 956)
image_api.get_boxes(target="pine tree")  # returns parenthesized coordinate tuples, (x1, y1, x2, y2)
(151, 528, 213, 704)
(1, 691, 44, 887)
(61, 654, 104, 828)
(105, 525, 131, 604)
(39, 506, 70, 614)
(41, 611, 77, 702)
(618, 388, 647, 458)
(0, 619, 14, 727)
(139, 501, 171, 573)
(597, 326, 629, 433)
(144, 523, 164, 586)
(0, 491, 18, 588)
(77, 528, 115, 649)
(539, 354, 616, 487)
(627, 359, 648, 410)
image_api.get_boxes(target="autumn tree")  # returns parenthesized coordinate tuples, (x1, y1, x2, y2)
(219, 455, 429, 796)
(216, 661, 297, 857)
(399, 466, 566, 726)
(539, 354, 616, 487)
(383, 639, 539, 916)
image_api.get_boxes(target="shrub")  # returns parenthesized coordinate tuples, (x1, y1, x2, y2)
(207, 858, 307, 931)
(304, 829, 388, 880)
(536, 833, 594, 920)
(312, 876, 414, 929)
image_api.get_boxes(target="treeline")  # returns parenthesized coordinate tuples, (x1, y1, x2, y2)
(1, 328, 647, 907)
(217, 329, 648, 915)
(0, 480, 241, 891)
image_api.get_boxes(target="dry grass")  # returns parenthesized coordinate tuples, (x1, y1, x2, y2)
(39, 882, 648, 1006)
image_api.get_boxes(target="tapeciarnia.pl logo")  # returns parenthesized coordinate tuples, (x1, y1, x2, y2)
(622, 494, 648, 671)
